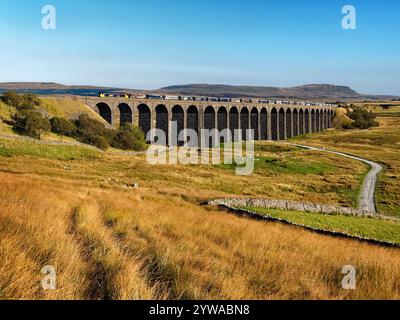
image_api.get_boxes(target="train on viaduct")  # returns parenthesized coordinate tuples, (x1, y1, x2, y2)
(77, 96, 336, 144)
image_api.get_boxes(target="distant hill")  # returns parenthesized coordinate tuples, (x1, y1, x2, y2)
(0, 82, 141, 97)
(159, 84, 396, 100)
(0, 82, 397, 101)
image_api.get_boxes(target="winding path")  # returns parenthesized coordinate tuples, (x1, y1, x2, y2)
(289, 143, 383, 214)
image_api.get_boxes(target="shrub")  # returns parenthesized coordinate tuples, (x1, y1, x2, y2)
(74, 114, 113, 140)
(131, 125, 147, 151)
(347, 108, 379, 129)
(1, 92, 41, 110)
(342, 123, 354, 130)
(87, 135, 109, 150)
(21, 94, 41, 110)
(50, 117, 76, 136)
(12, 110, 51, 139)
(73, 114, 115, 149)
(111, 124, 147, 151)
(2, 91, 24, 108)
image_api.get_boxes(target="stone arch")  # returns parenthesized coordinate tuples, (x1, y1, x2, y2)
(305, 109, 310, 133)
(96, 102, 112, 125)
(229, 107, 239, 140)
(240, 107, 249, 140)
(293, 108, 299, 136)
(217, 107, 228, 132)
(271, 108, 278, 141)
(251, 107, 259, 140)
(324, 110, 328, 129)
(117, 103, 133, 126)
(204, 106, 216, 147)
(299, 109, 304, 135)
(172, 105, 184, 146)
(187, 105, 199, 146)
(217, 107, 228, 144)
(137, 104, 151, 141)
(316, 109, 321, 132)
(156, 105, 169, 145)
(204, 106, 216, 130)
(260, 108, 267, 140)
(286, 108, 292, 138)
(279, 108, 285, 140)
(311, 109, 316, 133)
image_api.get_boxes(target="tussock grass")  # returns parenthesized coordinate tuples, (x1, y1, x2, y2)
(71, 203, 157, 300)
(0, 175, 88, 299)
(1, 173, 400, 299)
(0, 174, 159, 300)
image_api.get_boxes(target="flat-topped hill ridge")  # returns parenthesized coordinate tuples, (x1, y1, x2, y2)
(0, 82, 398, 101)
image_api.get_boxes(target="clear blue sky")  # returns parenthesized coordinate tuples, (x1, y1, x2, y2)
(0, 0, 399, 94)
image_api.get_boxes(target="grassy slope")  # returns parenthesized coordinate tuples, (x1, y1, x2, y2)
(243, 207, 400, 244)
(0, 100, 13, 118)
(0, 97, 109, 143)
(0, 101, 15, 133)
(0, 97, 103, 122)
(331, 107, 353, 128)
(40, 97, 107, 123)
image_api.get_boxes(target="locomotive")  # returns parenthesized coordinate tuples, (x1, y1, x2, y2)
(98, 92, 131, 98)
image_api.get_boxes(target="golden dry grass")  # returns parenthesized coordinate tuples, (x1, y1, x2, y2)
(332, 107, 353, 128)
(0, 172, 400, 300)
(0, 174, 160, 300)
(40, 97, 107, 123)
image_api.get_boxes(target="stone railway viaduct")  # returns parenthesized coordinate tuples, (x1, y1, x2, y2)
(78, 96, 336, 144)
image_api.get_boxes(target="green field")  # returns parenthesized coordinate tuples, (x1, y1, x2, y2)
(216, 155, 338, 175)
(242, 207, 400, 244)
